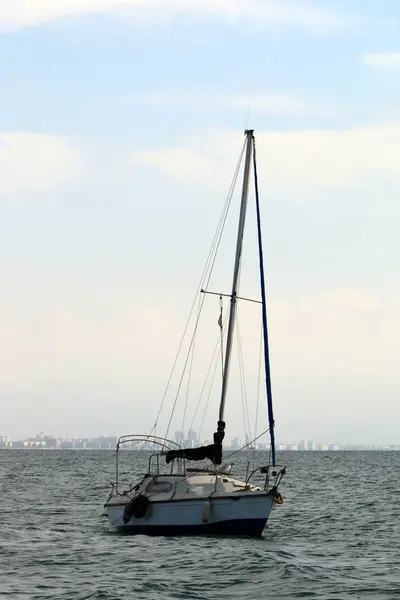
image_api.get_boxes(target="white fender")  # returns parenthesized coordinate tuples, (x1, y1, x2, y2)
(202, 499, 211, 523)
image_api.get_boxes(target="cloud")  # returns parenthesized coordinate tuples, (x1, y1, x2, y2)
(0, 132, 80, 196)
(0, 297, 182, 388)
(132, 123, 400, 192)
(0, 0, 343, 34)
(364, 52, 400, 70)
(137, 146, 213, 182)
(269, 288, 400, 380)
(8, 286, 393, 382)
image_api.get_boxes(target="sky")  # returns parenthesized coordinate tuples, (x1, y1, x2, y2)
(1, 0, 400, 445)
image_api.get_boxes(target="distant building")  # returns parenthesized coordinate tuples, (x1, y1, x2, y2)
(42, 436, 58, 448)
(174, 431, 183, 445)
(185, 430, 197, 448)
(0, 435, 9, 448)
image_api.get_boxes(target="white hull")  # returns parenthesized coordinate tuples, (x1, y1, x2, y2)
(106, 491, 275, 536)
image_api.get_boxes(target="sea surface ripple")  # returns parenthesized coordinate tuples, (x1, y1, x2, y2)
(1, 450, 399, 599)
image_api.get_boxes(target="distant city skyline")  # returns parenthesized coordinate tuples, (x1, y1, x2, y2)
(1, 432, 399, 452)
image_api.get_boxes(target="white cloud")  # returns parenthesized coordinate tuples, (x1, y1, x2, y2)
(0, 132, 80, 196)
(137, 146, 213, 182)
(269, 288, 400, 380)
(0, 0, 342, 33)
(1, 285, 398, 405)
(364, 52, 400, 70)
(132, 123, 400, 192)
(0, 301, 179, 385)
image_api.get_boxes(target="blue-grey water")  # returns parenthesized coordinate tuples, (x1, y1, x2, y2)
(1, 450, 399, 599)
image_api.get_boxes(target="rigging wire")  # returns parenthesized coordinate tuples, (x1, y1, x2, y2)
(187, 318, 226, 441)
(179, 293, 201, 447)
(196, 351, 220, 445)
(164, 313, 202, 443)
(218, 295, 224, 383)
(163, 140, 246, 442)
(223, 427, 270, 461)
(148, 139, 246, 439)
(253, 326, 263, 465)
(236, 311, 252, 447)
(195, 309, 229, 444)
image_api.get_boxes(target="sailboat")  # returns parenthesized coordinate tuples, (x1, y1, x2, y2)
(104, 129, 286, 536)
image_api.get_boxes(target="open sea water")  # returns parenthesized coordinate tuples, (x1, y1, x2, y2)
(1, 449, 399, 599)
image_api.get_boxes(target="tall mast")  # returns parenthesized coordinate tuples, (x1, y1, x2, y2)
(218, 129, 253, 423)
(252, 135, 276, 466)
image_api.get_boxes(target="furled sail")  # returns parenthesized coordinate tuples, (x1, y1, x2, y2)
(165, 421, 225, 465)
